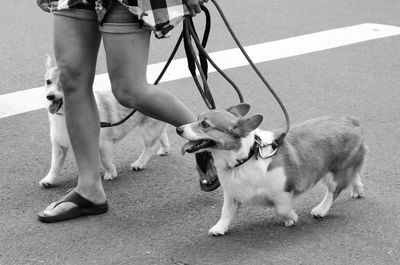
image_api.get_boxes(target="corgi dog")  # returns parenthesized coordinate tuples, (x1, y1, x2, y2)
(177, 103, 367, 235)
(40, 55, 170, 187)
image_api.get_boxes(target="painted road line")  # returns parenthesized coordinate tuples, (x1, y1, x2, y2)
(1, 23, 400, 119)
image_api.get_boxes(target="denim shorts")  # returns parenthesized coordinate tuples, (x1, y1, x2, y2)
(53, 0, 145, 34)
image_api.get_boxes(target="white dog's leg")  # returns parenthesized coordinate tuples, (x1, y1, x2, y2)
(40, 143, 68, 188)
(311, 174, 337, 218)
(100, 140, 117, 181)
(209, 191, 241, 236)
(131, 128, 160, 171)
(156, 128, 170, 156)
(274, 192, 298, 227)
(351, 173, 364, 198)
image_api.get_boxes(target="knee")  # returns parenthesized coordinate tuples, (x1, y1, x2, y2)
(57, 63, 94, 97)
(111, 80, 148, 109)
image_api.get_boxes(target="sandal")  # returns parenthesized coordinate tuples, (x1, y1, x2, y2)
(38, 189, 108, 223)
(195, 151, 220, 192)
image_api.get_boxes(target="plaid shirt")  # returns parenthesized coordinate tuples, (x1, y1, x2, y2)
(36, 0, 190, 38)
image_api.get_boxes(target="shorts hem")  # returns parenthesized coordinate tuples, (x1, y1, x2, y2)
(52, 9, 97, 22)
(99, 22, 147, 34)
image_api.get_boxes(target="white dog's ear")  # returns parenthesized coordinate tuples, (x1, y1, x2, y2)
(230, 114, 263, 137)
(45, 54, 53, 68)
(226, 103, 251, 117)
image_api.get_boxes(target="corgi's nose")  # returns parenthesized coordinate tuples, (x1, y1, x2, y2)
(176, 127, 184, 135)
(46, 94, 55, 101)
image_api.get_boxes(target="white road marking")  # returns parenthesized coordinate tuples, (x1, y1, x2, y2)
(1, 23, 400, 119)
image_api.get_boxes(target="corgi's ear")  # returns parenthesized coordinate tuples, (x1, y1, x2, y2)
(226, 103, 251, 117)
(230, 114, 263, 137)
(45, 54, 53, 68)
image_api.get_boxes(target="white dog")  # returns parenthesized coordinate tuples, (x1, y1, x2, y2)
(177, 103, 367, 235)
(40, 55, 170, 187)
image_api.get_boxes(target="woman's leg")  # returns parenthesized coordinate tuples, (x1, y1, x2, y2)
(41, 11, 106, 217)
(103, 30, 195, 126)
(100, 2, 218, 191)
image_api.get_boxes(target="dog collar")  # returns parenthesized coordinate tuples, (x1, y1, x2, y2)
(233, 134, 277, 168)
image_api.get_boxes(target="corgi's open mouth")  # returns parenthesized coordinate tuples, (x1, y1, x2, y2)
(48, 99, 63, 114)
(181, 139, 216, 154)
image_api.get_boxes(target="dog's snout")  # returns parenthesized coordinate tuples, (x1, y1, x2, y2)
(176, 127, 184, 135)
(47, 94, 55, 101)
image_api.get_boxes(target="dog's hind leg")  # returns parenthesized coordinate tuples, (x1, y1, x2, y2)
(40, 143, 68, 188)
(156, 127, 170, 156)
(351, 173, 364, 198)
(100, 140, 118, 180)
(350, 144, 367, 198)
(209, 191, 241, 236)
(311, 173, 337, 219)
(131, 131, 158, 171)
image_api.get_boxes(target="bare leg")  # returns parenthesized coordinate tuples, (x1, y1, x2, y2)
(103, 30, 195, 127)
(102, 17, 218, 192)
(209, 191, 241, 236)
(41, 13, 106, 217)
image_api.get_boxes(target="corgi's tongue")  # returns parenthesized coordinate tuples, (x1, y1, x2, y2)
(49, 99, 63, 114)
(181, 139, 216, 155)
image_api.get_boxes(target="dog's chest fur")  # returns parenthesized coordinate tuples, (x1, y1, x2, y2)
(213, 130, 287, 207)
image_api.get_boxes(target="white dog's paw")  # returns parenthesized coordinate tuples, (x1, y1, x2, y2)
(156, 147, 169, 156)
(311, 206, 328, 219)
(104, 171, 118, 181)
(208, 224, 228, 236)
(351, 184, 364, 199)
(131, 160, 146, 171)
(284, 219, 296, 227)
(103, 166, 118, 181)
(39, 176, 57, 188)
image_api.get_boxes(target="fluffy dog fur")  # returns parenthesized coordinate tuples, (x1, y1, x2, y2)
(177, 103, 367, 235)
(40, 55, 170, 187)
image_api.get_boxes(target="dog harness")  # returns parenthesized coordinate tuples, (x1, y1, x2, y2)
(36, 0, 191, 38)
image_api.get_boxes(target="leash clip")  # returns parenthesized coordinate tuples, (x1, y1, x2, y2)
(254, 136, 278, 159)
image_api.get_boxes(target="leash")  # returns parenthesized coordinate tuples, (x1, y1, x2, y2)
(102, 0, 290, 154)
(185, 0, 290, 150)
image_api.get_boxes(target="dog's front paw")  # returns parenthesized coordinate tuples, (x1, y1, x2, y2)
(208, 224, 228, 236)
(104, 171, 118, 181)
(131, 160, 146, 171)
(103, 165, 118, 181)
(156, 146, 169, 156)
(284, 219, 296, 227)
(351, 184, 364, 199)
(39, 176, 57, 188)
(311, 206, 328, 219)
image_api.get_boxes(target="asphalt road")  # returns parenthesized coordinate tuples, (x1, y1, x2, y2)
(1, 0, 400, 264)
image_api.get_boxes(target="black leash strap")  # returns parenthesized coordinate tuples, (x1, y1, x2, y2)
(210, 0, 290, 147)
(183, 6, 215, 109)
(182, 5, 244, 110)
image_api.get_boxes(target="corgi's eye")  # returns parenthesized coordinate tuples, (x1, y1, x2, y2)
(46, 79, 52, 85)
(201, 121, 210, 128)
